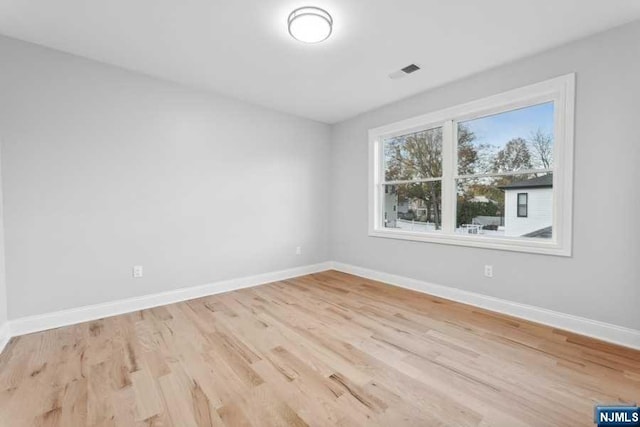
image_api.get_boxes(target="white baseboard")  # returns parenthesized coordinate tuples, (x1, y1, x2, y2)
(330, 262, 640, 350)
(3, 260, 638, 353)
(0, 322, 9, 354)
(6, 262, 332, 340)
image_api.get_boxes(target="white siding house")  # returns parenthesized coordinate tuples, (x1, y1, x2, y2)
(501, 175, 553, 238)
(384, 186, 398, 227)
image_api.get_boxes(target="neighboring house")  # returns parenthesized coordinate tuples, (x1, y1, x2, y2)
(384, 186, 398, 227)
(384, 187, 433, 230)
(500, 174, 553, 238)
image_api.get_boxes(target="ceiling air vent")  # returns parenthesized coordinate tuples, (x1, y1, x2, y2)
(389, 63, 421, 80)
(401, 64, 420, 74)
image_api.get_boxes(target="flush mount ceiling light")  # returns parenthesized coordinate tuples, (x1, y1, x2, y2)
(288, 6, 333, 43)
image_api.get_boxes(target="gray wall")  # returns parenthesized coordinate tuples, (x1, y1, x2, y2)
(0, 36, 331, 319)
(330, 21, 640, 330)
(0, 148, 6, 327)
(1, 21, 638, 331)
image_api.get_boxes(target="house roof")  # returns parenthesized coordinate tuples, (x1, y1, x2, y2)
(499, 174, 553, 190)
(523, 226, 553, 238)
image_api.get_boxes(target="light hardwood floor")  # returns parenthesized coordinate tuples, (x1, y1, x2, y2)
(0, 271, 638, 426)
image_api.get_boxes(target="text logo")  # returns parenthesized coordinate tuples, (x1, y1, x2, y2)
(595, 405, 640, 427)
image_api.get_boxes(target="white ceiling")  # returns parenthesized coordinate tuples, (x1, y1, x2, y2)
(1, 1, 639, 123)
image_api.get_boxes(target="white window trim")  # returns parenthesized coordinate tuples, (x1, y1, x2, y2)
(368, 73, 575, 256)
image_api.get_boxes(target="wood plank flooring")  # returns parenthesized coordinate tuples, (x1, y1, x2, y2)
(0, 270, 638, 426)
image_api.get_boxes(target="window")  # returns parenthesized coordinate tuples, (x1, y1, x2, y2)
(369, 74, 575, 256)
(383, 126, 443, 231)
(517, 193, 528, 217)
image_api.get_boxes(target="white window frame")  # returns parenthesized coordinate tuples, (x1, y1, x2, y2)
(368, 74, 575, 256)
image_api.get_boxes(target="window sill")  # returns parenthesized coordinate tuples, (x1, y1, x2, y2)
(368, 228, 571, 257)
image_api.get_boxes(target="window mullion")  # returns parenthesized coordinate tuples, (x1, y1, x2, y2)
(441, 120, 455, 233)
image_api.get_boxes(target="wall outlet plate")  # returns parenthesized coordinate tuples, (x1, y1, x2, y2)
(133, 265, 144, 278)
(484, 265, 493, 278)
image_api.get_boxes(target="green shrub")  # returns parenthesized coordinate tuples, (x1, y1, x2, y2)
(457, 199, 500, 227)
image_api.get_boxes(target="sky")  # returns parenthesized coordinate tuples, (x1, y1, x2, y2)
(460, 102, 554, 150)
(383, 101, 555, 177)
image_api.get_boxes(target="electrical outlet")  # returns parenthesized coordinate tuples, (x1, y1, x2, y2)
(484, 265, 493, 278)
(133, 265, 144, 278)
(295, 246, 302, 255)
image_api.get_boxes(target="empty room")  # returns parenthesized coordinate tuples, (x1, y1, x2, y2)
(0, 1, 639, 426)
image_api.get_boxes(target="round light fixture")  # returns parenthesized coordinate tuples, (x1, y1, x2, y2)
(288, 6, 333, 43)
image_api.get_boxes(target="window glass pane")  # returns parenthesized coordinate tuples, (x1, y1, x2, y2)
(457, 102, 554, 175)
(456, 173, 552, 239)
(383, 182, 442, 231)
(518, 193, 528, 205)
(384, 126, 442, 181)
